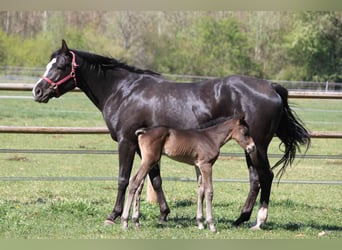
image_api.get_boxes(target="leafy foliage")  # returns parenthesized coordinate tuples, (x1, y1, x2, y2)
(285, 12, 342, 82)
(0, 11, 341, 82)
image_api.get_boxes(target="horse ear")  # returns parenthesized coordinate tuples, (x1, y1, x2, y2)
(61, 39, 69, 53)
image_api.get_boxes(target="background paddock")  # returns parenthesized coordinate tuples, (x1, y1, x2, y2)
(0, 82, 341, 239)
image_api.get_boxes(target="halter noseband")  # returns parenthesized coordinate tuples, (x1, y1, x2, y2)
(42, 51, 78, 97)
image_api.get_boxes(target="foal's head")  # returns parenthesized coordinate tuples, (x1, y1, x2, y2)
(231, 114, 256, 154)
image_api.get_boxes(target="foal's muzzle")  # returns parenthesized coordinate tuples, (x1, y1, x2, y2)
(246, 143, 256, 154)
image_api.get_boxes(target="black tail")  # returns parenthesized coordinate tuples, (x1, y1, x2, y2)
(272, 83, 311, 178)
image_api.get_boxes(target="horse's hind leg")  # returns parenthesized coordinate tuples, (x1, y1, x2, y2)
(251, 151, 273, 230)
(148, 163, 170, 223)
(233, 149, 273, 230)
(232, 151, 260, 227)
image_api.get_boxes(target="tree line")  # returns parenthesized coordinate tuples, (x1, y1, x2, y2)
(0, 11, 341, 82)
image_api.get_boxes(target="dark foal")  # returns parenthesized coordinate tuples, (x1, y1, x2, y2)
(121, 114, 256, 231)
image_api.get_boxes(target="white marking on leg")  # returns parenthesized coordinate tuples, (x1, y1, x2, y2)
(251, 202, 268, 230)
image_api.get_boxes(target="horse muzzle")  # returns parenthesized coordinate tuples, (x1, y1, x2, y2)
(32, 80, 56, 103)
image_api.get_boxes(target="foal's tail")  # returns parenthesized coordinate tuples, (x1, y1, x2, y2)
(272, 83, 311, 178)
(135, 128, 147, 137)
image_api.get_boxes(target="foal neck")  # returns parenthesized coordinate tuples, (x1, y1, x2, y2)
(203, 118, 235, 147)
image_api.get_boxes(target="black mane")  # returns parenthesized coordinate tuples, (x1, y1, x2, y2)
(198, 116, 234, 129)
(52, 48, 160, 76)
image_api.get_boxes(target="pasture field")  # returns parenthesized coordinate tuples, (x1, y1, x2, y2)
(0, 91, 341, 239)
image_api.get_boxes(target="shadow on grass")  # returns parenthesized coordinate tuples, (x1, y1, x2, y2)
(262, 221, 342, 232)
(144, 198, 342, 233)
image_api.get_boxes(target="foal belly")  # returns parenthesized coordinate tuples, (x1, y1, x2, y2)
(163, 145, 195, 166)
(165, 154, 195, 166)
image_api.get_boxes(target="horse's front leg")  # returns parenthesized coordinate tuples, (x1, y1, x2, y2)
(105, 140, 136, 225)
(148, 163, 170, 224)
(232, 151, 260, 227)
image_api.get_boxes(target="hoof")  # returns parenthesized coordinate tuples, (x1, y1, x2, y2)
(209, 224, 216, 232)
(121, 219, 129, 230)
(104, 219, 115, 226)
(133, 218, 140, 228)
(250, 220, 261, 230)
(250, 225, 261, 230)
(158, 219, 167, 225)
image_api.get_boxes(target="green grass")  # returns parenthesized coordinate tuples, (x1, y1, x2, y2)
(0, 91, 341, 239)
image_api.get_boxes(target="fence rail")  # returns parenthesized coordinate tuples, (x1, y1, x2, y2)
(0, 126, 341, 138)
(1, 83, 342, 99)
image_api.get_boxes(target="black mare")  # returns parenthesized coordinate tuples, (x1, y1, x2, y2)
(32, 40, 310, 228)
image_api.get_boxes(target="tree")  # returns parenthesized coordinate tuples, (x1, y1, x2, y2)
(285, 12, 342, 82)
(145, 15, 262, 77)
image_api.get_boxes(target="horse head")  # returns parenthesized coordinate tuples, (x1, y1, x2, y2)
(33, 40, 78, 103)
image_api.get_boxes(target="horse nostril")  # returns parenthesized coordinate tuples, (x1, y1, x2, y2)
(35, 88, 43, 97)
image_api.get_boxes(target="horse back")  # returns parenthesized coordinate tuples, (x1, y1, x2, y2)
(105, 74, 283, 145)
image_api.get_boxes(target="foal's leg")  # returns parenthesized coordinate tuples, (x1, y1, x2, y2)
(195, 166, 205, 230)
(132, 178, 145, 227)
(201, 164, 215, 232)
(121, 164, 151, 230)
(148, 163, 170, 223)
(105, 140, 136, 225)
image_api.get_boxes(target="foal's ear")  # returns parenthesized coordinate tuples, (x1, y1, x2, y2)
(61, 39, 69, 53)
(238, 112, 246, 123)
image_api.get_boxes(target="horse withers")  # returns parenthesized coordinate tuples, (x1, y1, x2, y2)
(121, 114, 255, 231)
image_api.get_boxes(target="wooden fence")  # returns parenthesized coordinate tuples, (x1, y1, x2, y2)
(1, 83, 342, 99)
(1, 82, 342, 138)
(0, 125, 341, 138)
(1, 82, 341, 201)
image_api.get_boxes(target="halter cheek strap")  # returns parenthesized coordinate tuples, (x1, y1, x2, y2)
(42, 51, 78, 97)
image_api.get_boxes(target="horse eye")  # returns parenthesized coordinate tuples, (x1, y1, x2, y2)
(57, 57, 66, 69)
(57, 65, 65, 70)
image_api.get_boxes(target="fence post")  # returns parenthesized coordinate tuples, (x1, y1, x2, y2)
(146, 176, 158, 204)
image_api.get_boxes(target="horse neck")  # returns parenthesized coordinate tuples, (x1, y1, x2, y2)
(204, 119, 235, 147)
(76, 62, 122, 111)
